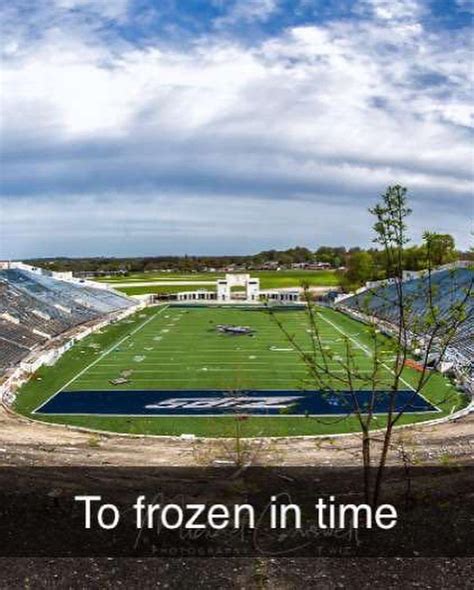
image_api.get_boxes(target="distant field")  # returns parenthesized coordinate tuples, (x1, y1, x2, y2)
(15, 305, 464, 437)
(95, 270, 340, 295)
(96, 273, 218, 283)
(119, 284, 214, 295)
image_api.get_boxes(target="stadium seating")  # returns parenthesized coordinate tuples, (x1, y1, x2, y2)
(0, 280, 79, 335)
(0, 268, 135, 374)
(450, 321, 473, 361)
(337, 267, 473, 365)
(0, 339, 30, 370)
(0, 319, 45, 349)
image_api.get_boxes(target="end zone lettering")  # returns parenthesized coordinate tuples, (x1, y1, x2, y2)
(145, 396, 303, 410)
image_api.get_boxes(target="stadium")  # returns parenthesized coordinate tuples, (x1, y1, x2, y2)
(1, 260, 472, 438)
(2, 0, 474, 584)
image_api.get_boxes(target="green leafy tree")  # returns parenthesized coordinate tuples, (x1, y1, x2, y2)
(271, 185, 472, 506)
(403, 245, 427, 271)
(423, 232, 457, 267)
(340, 251, 375, 291)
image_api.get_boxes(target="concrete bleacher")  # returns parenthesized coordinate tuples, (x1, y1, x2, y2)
(0, 268, 135, 374)
(450, 321, 473, 361)
(0, 281, 78, 335)
(337, 266, 473, 367)
(0, 319, 45, 349)
(3, 269, 101, 320)
(0, 338, 30, 370)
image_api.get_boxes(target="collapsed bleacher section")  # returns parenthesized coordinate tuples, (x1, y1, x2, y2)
(335, 265, 473, 396)
(0, 267, 136, 377)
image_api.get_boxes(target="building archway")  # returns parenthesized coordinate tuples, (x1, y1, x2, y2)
(217, 274, 260, 302)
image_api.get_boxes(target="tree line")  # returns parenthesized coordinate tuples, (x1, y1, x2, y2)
(340, 233, 468, 291)
(27, 233, 471, 292)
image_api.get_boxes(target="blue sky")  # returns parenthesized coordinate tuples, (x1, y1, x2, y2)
(1, 0, 472, 258)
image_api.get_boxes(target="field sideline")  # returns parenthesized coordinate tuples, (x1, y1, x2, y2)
(14, 305, 466, 437)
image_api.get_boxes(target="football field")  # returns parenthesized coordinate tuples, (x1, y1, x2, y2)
(62, 305, 330, 392)
(51, 305, 405, 392)
(16, 305, 463, 436)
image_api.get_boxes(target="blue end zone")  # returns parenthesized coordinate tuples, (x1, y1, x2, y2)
(34, 389, 439, 416)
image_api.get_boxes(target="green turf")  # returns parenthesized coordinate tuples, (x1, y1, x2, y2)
(14, 305, 466, 437)
(95, 272, 218, 282)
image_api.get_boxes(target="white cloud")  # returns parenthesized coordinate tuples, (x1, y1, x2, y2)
(0, 0, 472, 256)
(358, 0, 425, 22)
(214, 0, 279, 26)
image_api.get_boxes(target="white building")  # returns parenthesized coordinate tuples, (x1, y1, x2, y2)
(264, 290, 300, 303)
(216, 274, 260, 302)
(175, 274, 301, 304)
(176, 289, 215, 302)
(176, 274, 261, 303)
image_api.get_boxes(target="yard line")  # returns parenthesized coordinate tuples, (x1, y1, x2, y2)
(77, 370, 379, 378)
(75, 375, 386, 383)
(34, 306, 169, 412)
(318, 311, 416, 392)
(107, 347, 366, 359)
(82, 369, 310, 374)
(89, 361, 368, 369)
(85, 371, 307, 376)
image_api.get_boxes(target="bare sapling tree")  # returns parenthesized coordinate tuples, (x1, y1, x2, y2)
(269, 185, 472, 506)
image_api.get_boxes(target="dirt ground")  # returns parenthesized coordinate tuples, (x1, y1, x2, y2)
(0, 404, 472, 467)
(1, 406, 472, 589)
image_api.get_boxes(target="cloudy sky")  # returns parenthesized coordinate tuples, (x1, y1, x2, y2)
(1, 0, 472, 258)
